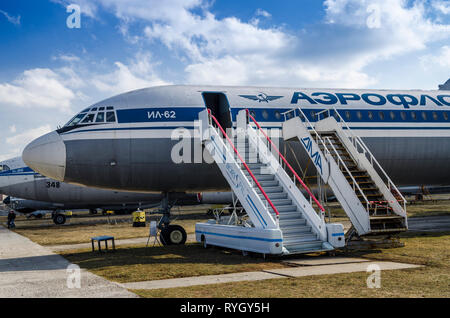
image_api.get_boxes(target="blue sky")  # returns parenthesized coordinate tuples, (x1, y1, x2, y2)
(0, 0, 449, 160)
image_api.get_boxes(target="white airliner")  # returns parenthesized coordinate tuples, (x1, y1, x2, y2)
(21, 82, 450, 247)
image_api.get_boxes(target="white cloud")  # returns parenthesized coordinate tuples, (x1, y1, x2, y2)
(0, 68, 76, 111)
(432, 0, 450, 15)
(420, 45, 450, 69)
(52, 54, 80, 63)
(91, 53, 169, 94)
(0, 10, 21, 25)
(255, 9, 271, 18)
(6, 125, 52, 146)
(4, 125, 52, 159)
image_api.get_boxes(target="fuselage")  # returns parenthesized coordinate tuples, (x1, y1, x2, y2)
(23, 85, 450, 193)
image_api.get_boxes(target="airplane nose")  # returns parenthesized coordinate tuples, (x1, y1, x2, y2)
(3, 196, 10, 205)
(22, 131, 66, 181)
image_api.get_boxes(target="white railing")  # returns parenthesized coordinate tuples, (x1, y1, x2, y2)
(315, 108, 407, 212)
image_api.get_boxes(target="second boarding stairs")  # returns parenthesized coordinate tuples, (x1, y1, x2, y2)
(196, 109, 345, 255)
(282, 109, 408, 237)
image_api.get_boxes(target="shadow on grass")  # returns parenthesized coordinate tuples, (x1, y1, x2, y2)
(62, 244, 279, 270)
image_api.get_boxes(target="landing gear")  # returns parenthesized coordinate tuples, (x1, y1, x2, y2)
(157, 193, 187, 246)
(89, 209, 98, 215)
(160, 225, 187, 245)
(53, 213, 66, 225)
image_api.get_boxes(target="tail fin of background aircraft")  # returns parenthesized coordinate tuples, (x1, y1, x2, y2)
(439, 78, 450, 90)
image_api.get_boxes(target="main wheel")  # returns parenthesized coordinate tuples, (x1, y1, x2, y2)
(53, 214, 66, 225)
(160, 225, 187, 245)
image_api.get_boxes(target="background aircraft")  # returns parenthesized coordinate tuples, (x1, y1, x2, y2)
(0, 157, 231, 226)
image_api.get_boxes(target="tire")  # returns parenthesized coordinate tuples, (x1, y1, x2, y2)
(160, 225, 187, 245)
(201, 235, 208, 248)
(53, 214, 66, 225)
(89, 209, 97, 215)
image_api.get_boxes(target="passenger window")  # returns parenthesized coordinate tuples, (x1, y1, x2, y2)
(432, 112, 438, 121)
(378, 111, 385, 120)
(345, 111, 351, 120)
(274, 111, 281, 120)
(81, 114, 95, 123)
(421, 112, 427, 120)
(96, 112, 105, 122)
(400, 112, 406, 120)
(390, 111, 395, 120)
(262, 110, 268, 120)
(367, 111, 373, 120)
(356, 111, 362, 120)
(411, 111, 417, 120)
(106, 111, 116, 122)
(444, 112, 449, 121)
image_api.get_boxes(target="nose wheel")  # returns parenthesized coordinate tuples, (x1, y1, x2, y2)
(160, 225, 187, 245)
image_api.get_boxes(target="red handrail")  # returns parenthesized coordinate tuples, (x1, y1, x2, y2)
(207, 109, 280, 218)
(246, 109, 326, 212)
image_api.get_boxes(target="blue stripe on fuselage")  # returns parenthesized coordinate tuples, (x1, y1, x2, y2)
(59, 107, 450, 136)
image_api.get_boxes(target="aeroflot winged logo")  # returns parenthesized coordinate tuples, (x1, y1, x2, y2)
(239, 93, 283, 103)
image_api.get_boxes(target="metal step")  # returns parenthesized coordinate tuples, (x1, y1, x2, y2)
(279, 218, 306, 227)
(268, 198, 292, 206)
(268, 205, 298, 213)
(283, 240, 325, 251)
(259, 192, 288, 200)
(272, 211, 302, 220)
(281, 225, 312, 234)
(243, 172, 275, 181)
(283, 233, 318, 244)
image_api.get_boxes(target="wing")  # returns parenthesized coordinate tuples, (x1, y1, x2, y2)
(239, 95, 259, 101)
(265, 96, 284, 101)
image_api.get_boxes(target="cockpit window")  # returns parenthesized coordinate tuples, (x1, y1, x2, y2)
(106, 111, 116, 122)
(66, 113, 87, 126)
(95, 112, 105, 122)
(81, 114, 95, 123)
(61, 106, 116, 131)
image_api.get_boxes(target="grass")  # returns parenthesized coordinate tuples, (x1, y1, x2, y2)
(132, 231, 450, 298)
(61, 243, 288, 283)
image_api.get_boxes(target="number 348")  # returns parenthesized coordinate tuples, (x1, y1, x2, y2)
(46, 181, 60, 188)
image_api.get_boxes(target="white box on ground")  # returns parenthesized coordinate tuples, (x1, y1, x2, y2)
(326, 223, 345, 248)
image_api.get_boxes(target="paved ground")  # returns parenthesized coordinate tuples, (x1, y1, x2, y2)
(408, 215, 450, 232)
(121, 258, 421, 290)
(0, 226, 137, 298)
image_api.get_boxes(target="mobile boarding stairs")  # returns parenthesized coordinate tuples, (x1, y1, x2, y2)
(282, 108, 408, 239)
(195, 108, 407, 255)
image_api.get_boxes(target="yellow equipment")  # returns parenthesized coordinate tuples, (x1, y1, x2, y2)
(132, 210, 146, 227)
